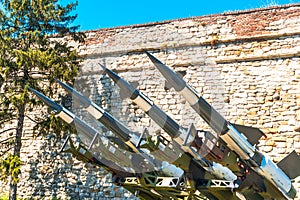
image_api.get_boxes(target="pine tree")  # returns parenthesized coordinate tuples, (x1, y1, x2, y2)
(0, 0, 85, 199)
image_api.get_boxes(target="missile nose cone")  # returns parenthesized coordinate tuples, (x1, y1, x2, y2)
(55, 79, 91, 108)
(144, 51, 162, 64)
(100, 65, 121, 84)
(102, 66, 139, 100)
(55, 79, 73, 94)
(98, 63, 106, 72)
(29, 87, 63, 113)
(145, 51, 186, 91)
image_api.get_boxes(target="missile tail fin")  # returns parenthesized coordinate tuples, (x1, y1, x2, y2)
(239, 168, 266, 192)
(183, 123, 196, 146)
(119, 81, 138, 99)
(136, 128, 148, 148)
(164, 80, 172, 90)
(163, 70, 185, 90)
(277, 150, 300, 179)
(232, 124, 266, 146)
(60, 135, 74, 153)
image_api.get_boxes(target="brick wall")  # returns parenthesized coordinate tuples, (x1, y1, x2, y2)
(1, 3, 300, 199)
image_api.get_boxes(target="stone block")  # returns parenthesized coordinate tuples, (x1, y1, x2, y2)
(2, 5, 300, 200)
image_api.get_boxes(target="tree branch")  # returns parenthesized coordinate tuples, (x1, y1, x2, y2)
(0, 147, 14, 157)
(0, 128, 16, 135)
(0, 136, 15, 144)
(25, 115, 41, 124)
(0, 116, 17, 125)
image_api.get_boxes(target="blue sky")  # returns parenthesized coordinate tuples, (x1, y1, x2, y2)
(64, 0, 298, 30)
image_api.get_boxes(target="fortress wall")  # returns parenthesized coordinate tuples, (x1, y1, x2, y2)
(1, 3, 300, 199)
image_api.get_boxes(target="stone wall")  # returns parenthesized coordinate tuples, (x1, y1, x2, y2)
(1, 3, 300, 199)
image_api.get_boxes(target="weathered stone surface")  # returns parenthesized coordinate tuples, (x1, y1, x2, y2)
(1, 3, 300, 200)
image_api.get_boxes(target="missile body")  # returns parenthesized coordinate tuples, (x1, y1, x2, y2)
(146, 51, 298, 199)
(56, 80, 185, 177)
(30, 90, 166, 199)
(29, 88, 228, 199)
(102, 66, 238, 183)
(29, 88, 157, 174)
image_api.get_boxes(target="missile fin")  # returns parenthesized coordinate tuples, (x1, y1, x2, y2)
(136, 128, 148, 148)
(129, 81, 139, 89)
(60, 135, 74, 153)
(238, 190, 264, 200)
(232, 124, 266, 146)
(119, 81, 138, 99)
(163, 72, 185, 90)
(238, 168, 266, 192)
(106, 136, 132, 152)
(145, 51, 186, 91)
(164, 80, 172, 90)
(277, 150, 300, 179)
(55, 79, 91, 107)
(176, 70, 186, 79)
(183, 123, 196, 146)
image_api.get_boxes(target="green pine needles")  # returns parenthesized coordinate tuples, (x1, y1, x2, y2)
(0, 0, 85, 199)
(0, 154, 22, 184)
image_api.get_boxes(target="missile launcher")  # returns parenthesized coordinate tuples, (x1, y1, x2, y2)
(30, 87, 238, 199)
(102, 66, 272, 199)
(145, 51, 300, 199)
(29, 50, 300, 199)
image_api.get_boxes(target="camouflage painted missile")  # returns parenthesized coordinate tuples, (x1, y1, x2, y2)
(101, 65, 239, 183)
(29, 87, 155, 173)
(145, 51, 300, 199)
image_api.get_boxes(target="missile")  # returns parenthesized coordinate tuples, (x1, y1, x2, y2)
(55, 79, 185, 177)
(29, 88, 226, 199)
(55, 79, 133, 148)
(145, 51, 300, 199)
(29, 87, 156, 173)
(56, 79, 152, 152)
(101, 65, 239, 183)
(101, 66, 264, 199)
(100, 65, 194, 147)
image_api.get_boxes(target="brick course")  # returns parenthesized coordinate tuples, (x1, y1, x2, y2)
(1, 3, 300, 199)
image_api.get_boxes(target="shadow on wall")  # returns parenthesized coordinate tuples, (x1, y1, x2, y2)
(25, 133, 71, 198)
(23, 78, 135, 199)
(20, 91, 106, 199)
(25, 126, 112, 199)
